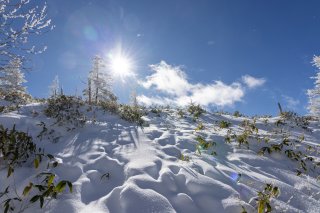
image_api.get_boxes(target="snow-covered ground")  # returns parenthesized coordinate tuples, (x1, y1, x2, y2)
(1, 103, 320, 213)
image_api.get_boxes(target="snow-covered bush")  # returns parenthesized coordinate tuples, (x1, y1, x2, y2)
(195, 136, 216, 156)
(119, 105, 145, 126)
(279, 111, 310, 130)
(219, 120, 231, 128)
(100, 99, 119, 114)
(44, 95, 86, 127)
(187, 102, 205, 120)
(150, 107, 162, 117)
(233, 110, 242, 117)
(177, 109, 185, 118)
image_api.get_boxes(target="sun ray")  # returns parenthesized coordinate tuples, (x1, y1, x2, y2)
(106, 48, 135, 81)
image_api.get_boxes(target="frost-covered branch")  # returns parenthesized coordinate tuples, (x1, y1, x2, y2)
(0, 0, 54, 66)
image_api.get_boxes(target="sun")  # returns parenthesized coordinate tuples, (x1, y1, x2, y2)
(107, 53, 134, 79)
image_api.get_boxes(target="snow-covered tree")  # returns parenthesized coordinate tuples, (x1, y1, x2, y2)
(83, 55, 116, 104)
(0, 57, 27, 101)
(49, 75, 60, 98)
(0, 0, 53, 66)
(130, 89, 138, 108)
(307, 55, 320, 116)
(83, 66, 94, 104)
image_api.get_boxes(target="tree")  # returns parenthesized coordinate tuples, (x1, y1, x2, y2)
(83, 65, 94, 104)
(83, 55, 116, 104)
(0, 0, 53, 66)
(307, 55, 320, 116)
(49, 75, 59, 98)
(0, 57, 27, 101)
(130, 89, 138, 109)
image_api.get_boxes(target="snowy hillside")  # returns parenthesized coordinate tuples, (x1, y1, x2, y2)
(1, 103, 320, 213)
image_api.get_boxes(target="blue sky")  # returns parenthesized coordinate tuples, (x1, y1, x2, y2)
(26, 0, 320, 115)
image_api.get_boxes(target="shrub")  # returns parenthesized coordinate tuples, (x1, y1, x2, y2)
(37, 122, 60, 143)
(100, 100, 119, 114)
(0, 124, 37, 176)
(233, 111, 241, 117)
(27, 173, 72, 208)
(195, 136, 216, 155)
(177, 109, 185, 118)
(180, 154, 190, 162)
(195, 122, 205, 131)
(219, 120, 231, 128)
(241, 120, 258, 133)
(254, 184, 280, 213)
(236, 131, 250, 148)
(0, 124, 58, 176)
(280, 111, 310, 130)
(44, 95, 86, 127)
(2, 91, 31, 105)
(150, 107, 161, 117)
(119, 105, 145, 126)
(187, 102, 205, 120)
(0, 125, 72, 212)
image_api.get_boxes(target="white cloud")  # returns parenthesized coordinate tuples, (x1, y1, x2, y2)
(140, 61, 191, 96)
(242, 75, 266, 88)
(283, 95, 300, 110)
(138, 61, 246, 107)
(184, 82, 244, 106)
(137, 95, 175, 106)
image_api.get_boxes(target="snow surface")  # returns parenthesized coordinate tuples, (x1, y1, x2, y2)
(1, 104, 320, 213)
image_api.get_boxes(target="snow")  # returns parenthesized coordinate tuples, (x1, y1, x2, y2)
(0, 104, 320, 213)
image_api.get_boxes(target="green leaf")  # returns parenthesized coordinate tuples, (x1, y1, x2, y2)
(40, 196, 44, 208)
(34, 158, 39, 169)
(30, 195, 40, 203)
(7, 166, 13, 178)
(47, 154, 54, 159)
(67, 181, 73, 193)
(272, 187, 280, 197)
(52, 161, 58, 168)
(47, 174, 55, 186)
(55, 181, 66, 193)
(22, 183, 33, 196)
(266, 202, 272, 212)
(258, 200, 265, 213)
(4, 203, 9, 213)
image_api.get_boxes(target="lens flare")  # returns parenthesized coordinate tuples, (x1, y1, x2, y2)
(230, 172, 241, 183)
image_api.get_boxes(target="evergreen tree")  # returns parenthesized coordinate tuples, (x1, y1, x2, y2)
(0, 57, 27, 101)
(307, 55, 320, 116)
